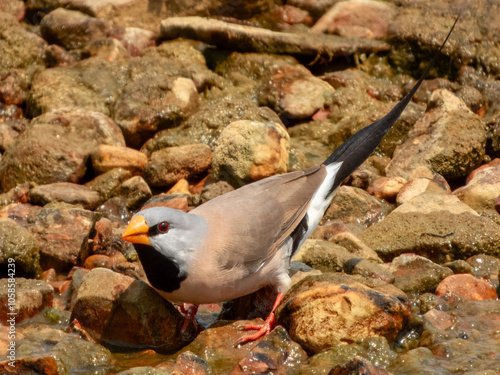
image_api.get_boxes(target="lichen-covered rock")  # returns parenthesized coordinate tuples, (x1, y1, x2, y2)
(143, 144, 212, 187)
(359, 194, 500, 263)
(212, 120, 290, 188)
(386, 89, 487, 180)
(0, 219, 41, 277)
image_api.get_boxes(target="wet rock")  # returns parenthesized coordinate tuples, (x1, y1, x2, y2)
(386, 90, 487, 180)
(323, 186, 393, 233)
(0, 356, 59, 375)
(212, 120, 290, 188)
(231, 326, 308, 374)
(0, 73, 25, 105)
(0, 203, 39, 227)
(101, 279, 185, 353)
(260, 64, 335, 120)
(143, 144, 212, 187)
(435, 274, 498, 304)
(91, 145, 148, 175)
(0, 278, 53, 324)
(454, 164, 500, 212)
(40, 8, 112, 50)
(367, 176, 407, 202)
(17, 326, 112, 373)
(179, 320, 264, 372)
(328, 356, 392, 375)
(0, 108, 125, 191)
(418, 293, 449, 314)
(312, 0, 397, 39)
(0, 13, 46, 76)
(423, 309, 454, 332)
(117, 366, 171, 375)
(276, 273, 411, 354)
(0, 119, 26, 152)
(161, 17, 390, 59)
(0, 219, 41, 277)
(466, 254, 499, 288)
(114, 75, 199, 147)
(27, 204, 99, 272)
(390, 254, 453, 295)
(70, 268, 134, 340)
(359, 194, 500, 263)
(387, 347, 438, 375)
(307, 337, 396, 374)
(218, 285, 277, 322)
(85, 168, 132, 203)
(83, 254, 112, 270)
(29, 182, 101, 210)
(155, 351, 212, 374)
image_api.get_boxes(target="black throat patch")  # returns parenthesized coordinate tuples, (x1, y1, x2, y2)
(133, 244, 187, 293)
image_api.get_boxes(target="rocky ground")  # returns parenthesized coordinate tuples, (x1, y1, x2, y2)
(0, 0, 500, 374)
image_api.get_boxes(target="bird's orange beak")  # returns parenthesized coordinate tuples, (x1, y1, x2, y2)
(122, 215, 151, 246)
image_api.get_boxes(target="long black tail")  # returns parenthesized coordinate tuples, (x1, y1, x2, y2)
(323, 16, 459, 193)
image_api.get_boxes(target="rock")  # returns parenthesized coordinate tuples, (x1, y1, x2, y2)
(0, 13, 46, 76)
(418, 293, 449, 314)
(454, 164, 500, 212)
(0, 73, 25, 105)
(83, 254, 112, 270)
(323, 186, 393, 233)
(292, 239, 360, 273)
(27, 204, 99, 272)
(443, 260, 474, 275)
(0, 203, 39, 227)
(312, 0, 397, 39)
(156, 351, 212, 374)
(113, 27, 157, 57)
(91, 145, 148, 175)
(344, 259, 394, 283)
(386, 90, 487, 180)
(44, 44, 77, 67)
(16, 326, 112, 373)
(359, 194, 500, 263)
(367, 177, 407, 202)
(160, 17, 390, 59)
(231, 327, 308, 374)
(85, 168, 133, 203)
(40, 8, 112, 50)
(82, 37, 130, 60)
(496, 194, 500, 214)
(396, 167, 451, 205)
(29, 182, 101, 210)
(0, 0, 25, 21)
(387, 347, 438, 375)
(143, 144, 212, 187)
(308, 337, 396, 374)
(114, 76, 199, 147)
(141, 98, 281, 154)
(0, 356, 59, 375)
(0, 278, 53, 324)
(0, 182, 30, 207)
(0, 108, 125, 191)
(423, 309, 454, 332)
(141, 194, 190, 212)
(328, 356, 393, 375)
(117, 366, 171, 375)
(390, 254, 453, 295)
(100, 175, 152, 215)
(0, 119, 26, 152)
(218, 285, 277, 322)
(435, 274, 498, 304)
(466, 254, 499, 288)
(0, 219, 41, 277)
(260, 64, 335, 120)
(276, 273, 411, 354)
(212, 120, 290, 188)
(101, 279, 186, 353)
(70, 268, 134, 340)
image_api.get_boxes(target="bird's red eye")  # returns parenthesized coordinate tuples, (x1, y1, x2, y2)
(158, 222, 169, 232)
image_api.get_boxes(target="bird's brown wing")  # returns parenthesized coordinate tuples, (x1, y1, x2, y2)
(190, 165, 327, 274)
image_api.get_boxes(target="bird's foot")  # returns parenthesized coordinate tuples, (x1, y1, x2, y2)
(179, 303, 198, 340)
(236, 312, 275, 346)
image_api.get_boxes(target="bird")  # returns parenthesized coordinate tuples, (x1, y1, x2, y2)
(122, 18, 458, 345)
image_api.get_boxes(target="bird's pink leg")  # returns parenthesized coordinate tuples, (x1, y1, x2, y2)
(236, 292, 285, 346)
(179, 303, 199, 335)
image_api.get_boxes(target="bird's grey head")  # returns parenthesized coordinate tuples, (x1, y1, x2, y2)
(122, 206, 208, 270)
